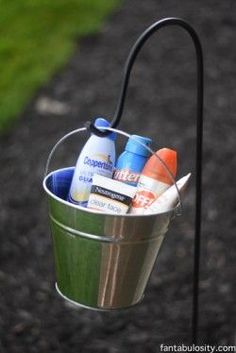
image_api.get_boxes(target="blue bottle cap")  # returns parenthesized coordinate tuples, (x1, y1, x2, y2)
(94, 117, 117, 141)
(125, 135, 152, 157)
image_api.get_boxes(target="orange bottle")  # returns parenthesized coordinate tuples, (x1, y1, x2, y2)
(129, 148, 177, 214)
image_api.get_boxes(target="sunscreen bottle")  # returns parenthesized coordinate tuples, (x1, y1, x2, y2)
(68, 118, 116, 206)
(143, 173, 191, 214)
(113, 135, 152, 186)
(130, 148, 177, 214)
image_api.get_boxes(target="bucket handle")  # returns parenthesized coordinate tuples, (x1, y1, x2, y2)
(44, 127, 86, 178)
(44, 126, 182, 216)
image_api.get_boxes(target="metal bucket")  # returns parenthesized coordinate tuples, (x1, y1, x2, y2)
(43, 127, 180, 310)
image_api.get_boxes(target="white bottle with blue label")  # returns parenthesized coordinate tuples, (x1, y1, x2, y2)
(68, 118, 116, 207)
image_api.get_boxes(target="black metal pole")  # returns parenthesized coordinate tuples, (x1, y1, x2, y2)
(89, 17, 204, 343)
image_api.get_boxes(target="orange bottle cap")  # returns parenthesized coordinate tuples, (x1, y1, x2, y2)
(142, 148, 177, 185)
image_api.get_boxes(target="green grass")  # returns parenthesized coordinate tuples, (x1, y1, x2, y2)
(0, 0, 119, 132)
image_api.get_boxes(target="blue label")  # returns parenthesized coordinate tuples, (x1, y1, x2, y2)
(83, 156, 113, 172)
(114, 151, 148, 186)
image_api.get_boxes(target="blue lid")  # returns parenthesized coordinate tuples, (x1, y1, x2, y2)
(94, 117, 116, 141)
(125, 135, 152, 157)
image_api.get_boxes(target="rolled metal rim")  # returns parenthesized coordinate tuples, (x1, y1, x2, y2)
(43, 167, 177, 218)
(55, 283, 144, 311)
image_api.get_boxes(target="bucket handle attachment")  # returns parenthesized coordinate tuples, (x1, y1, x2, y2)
(87, 18, 203, 343)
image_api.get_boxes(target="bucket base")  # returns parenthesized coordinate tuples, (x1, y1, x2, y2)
(55, 283, 144, 311)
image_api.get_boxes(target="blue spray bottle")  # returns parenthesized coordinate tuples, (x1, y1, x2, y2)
(113, 135, 152, 186)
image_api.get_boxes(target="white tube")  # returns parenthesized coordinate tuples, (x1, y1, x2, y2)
(143, 173, 191, 214)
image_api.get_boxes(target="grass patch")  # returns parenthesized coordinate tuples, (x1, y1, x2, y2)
(0, 0, 119, 132)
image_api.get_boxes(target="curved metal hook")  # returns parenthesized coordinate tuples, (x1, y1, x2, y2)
(90, 17, 203, 137)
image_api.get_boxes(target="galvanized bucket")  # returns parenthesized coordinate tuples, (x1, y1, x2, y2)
(43, 127, 181, 310)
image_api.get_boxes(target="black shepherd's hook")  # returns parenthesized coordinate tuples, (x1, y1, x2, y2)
(89, 17, 204, 343)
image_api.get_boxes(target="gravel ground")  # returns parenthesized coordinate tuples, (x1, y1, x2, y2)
(0, 0, 236, 351)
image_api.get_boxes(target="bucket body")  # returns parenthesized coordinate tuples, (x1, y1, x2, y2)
(43, 167, 174, 310)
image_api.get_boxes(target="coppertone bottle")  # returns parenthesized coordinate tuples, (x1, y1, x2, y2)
(68, 118, 116, 207)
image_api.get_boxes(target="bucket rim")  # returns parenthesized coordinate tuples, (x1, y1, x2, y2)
(43, 167, 177, 218)
(55, 283, 144, 311)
